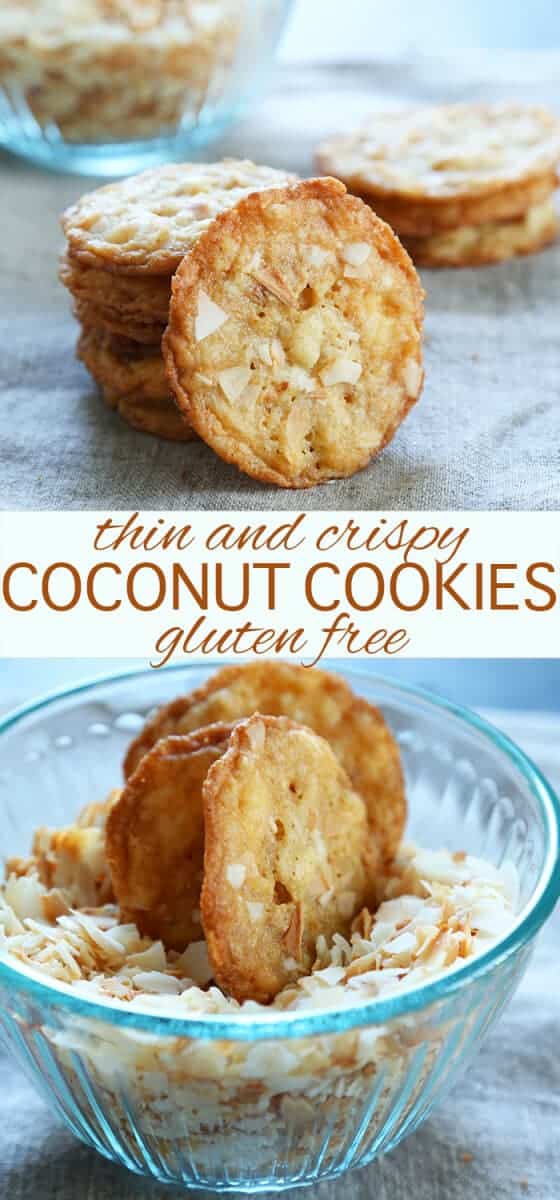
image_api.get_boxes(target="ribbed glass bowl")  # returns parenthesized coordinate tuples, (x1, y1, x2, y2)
(0, 2, 292, 175)
(0, 665, 558, 1193)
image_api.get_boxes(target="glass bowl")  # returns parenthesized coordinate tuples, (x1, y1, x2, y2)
(0, 664, 558, 1193)
(0, 1, 292, 176)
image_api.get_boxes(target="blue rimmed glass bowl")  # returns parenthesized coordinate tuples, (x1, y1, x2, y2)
(0, 665, 558, 1192)
(0, 2, 293, 176)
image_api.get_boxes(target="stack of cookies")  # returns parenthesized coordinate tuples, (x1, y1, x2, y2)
(60, 160, 295, 441)
(61, 160, 425, 486)
(316, 103, 560, 268)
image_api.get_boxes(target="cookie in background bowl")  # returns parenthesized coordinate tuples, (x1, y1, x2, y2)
(164, 176, 424, 487)
(316, 103, 560, 266)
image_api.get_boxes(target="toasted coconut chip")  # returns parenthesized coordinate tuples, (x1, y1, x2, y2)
(320, 358, 362, 387)
(217, 366, 251, 402)
(195, 290, 229, 342)
(343, 242, 371, 266)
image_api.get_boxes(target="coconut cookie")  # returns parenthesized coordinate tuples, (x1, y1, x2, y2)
(77, 326, 171, 404)
(73, 298, 166, 348)
(106, 725, 234, 951)
(77, 326, 195, 441)
(61, 160, 297, 276)
(316, 104, 560, 238)
(403, 198, 559, 267)
(124, 662, 405, 864)
(60, 254, 171, 340)
(164, 177, 424, 487)
(114, 393, 197, 441)
(201, 715, 376, 1003)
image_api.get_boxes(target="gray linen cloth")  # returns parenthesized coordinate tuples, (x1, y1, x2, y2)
(1, 55, 559, 510)
(0, 706, 558, 1199)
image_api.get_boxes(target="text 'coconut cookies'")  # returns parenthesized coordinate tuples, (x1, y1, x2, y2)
(60, 161, 424, 484)
(316, 103, 560, 267)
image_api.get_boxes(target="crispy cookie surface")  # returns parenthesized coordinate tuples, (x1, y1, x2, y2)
(61, 253, 171, 343)
(77, 325, 196, 441)
(404, 198, 559, 267)
(113, 392, 196, 441)
(164, 177, 424, 488)
(124, 663, 405, 863)
(73, 297, 165, 346)
(61, 160, 296, 275)
(61, 253, 171, 321)
(201, 715, 375, 1003)
(316, 104, 560, 235)
(78, 325, 169, 402)
(106, 725, 233, 950)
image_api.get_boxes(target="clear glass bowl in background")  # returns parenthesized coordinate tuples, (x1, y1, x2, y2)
(0, 665, 558, 1192)
(0, 1, 293, 176)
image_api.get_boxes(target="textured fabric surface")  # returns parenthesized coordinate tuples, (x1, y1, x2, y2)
(1, 56, 559, 510)
(0, 705, 558, 1199)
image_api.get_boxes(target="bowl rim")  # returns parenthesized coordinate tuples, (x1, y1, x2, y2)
(0, 662, 558, 1042)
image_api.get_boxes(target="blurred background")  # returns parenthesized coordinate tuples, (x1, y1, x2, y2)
(1, 660, 559, 715)
(280, 0, 560, 59)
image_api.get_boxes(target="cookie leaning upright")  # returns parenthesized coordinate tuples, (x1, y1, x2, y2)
(201, 715, 377, 1003)
(316, 104, 560, 267)
(164, 177, 424, 487)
